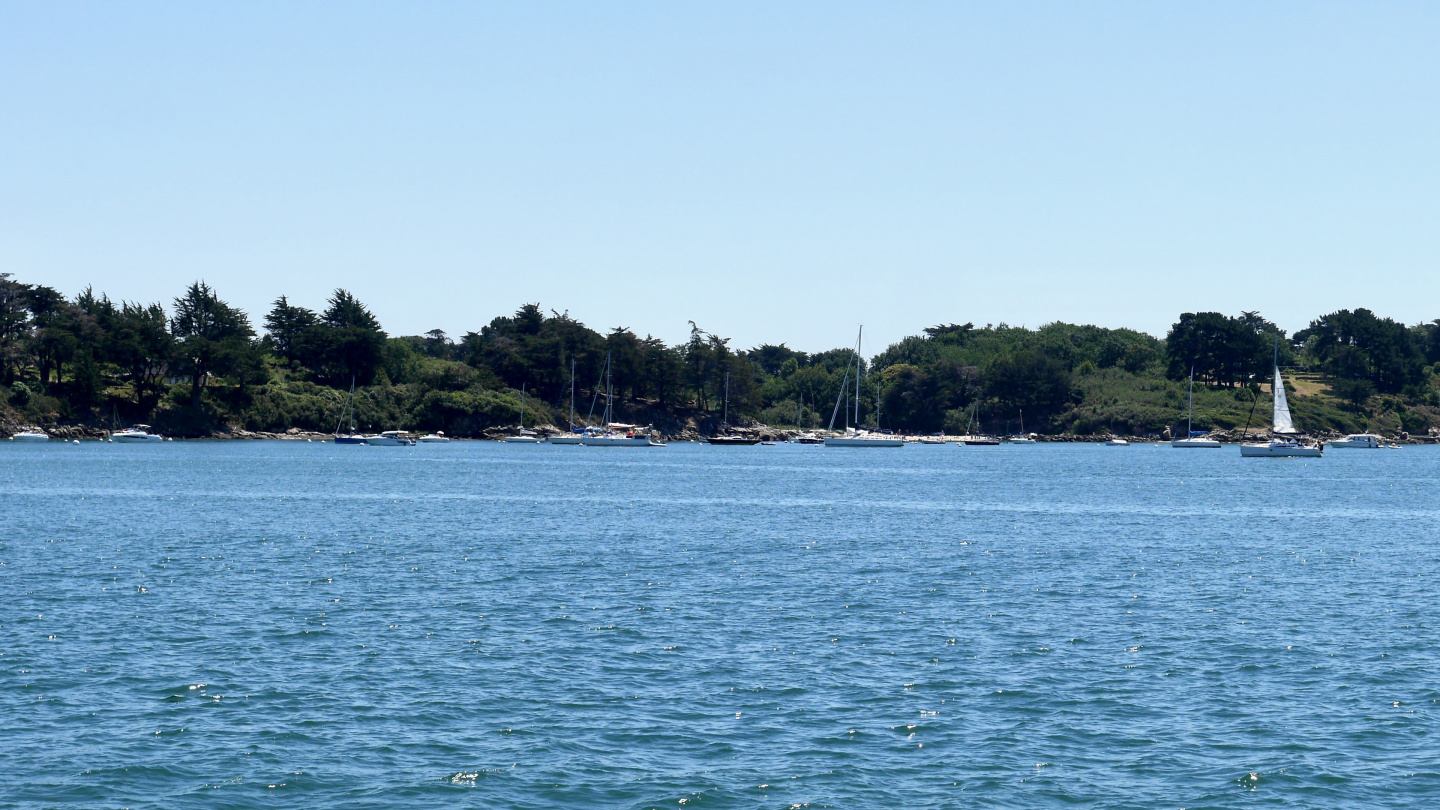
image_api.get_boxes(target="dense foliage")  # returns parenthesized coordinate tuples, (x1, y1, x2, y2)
(2, 271, 1438, 437)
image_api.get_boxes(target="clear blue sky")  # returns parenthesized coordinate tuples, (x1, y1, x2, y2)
(2, 2, 1437, 354)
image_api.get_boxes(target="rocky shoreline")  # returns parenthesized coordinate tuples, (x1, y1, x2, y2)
(5, 417, 1438, 445)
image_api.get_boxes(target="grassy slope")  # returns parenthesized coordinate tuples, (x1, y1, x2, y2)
(1056, 367, 1438, 436)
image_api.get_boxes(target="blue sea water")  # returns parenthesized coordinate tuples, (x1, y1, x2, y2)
(3, 439, 1440, 808)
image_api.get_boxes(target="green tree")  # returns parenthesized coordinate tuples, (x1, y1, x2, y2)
(108, 301, 173, 407)
(170, 281, 257, 407)
(263, 295, 319, 365)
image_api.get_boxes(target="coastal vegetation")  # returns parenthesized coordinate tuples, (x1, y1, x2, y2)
(2, 272, 1438, 437)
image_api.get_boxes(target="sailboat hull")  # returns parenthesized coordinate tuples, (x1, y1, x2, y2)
(1171, 438, 1221, 448)
(825, 436, 904, 447)
(1240, 442, 1322, 457)
(582, 436, 663, 446)
(334, 435, 366, 445)
(547, 436, 585, 445)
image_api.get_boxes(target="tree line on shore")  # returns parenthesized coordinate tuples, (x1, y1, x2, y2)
(2, 271, 1438, 437)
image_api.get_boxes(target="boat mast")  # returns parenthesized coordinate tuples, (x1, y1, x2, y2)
(1187, 365, 1195, 438)
(519, 383, 526, 429)
(605, 356, 613, 426)
(569, 357, 576, 429)
(723, 372, 729, 428)
(854, 326, 863, 429)
(335, 376, 356, 435)
(827, 358, 851, 432)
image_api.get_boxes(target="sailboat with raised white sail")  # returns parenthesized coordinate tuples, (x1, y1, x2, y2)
(1240, 340, 1322, 457)
(825, 326, 903, 447)
(1172, 366, 1220, 448)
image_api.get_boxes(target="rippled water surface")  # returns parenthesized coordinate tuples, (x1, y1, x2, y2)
(4, 440, 1440, 808)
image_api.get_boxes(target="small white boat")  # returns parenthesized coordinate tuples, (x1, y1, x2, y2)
(418, 431, 450, 443)
(1327, 433, 1384, 449)
(1240, 342, 1323, 458)
(363, 430, 415, 446)
(1172, 366, 1221, 447)
(792, 432, 824, 444)
(112, 425, 164, 443)
(547, 433, 585, 445)
(11, 430, 50, 442)
(957, 435, 1001, 446)
(1104, 438, 1129, 446)
(1385, 443, 1402, 449)
(918, 436, 949, 445)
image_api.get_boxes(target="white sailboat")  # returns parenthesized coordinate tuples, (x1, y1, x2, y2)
(505, 383, 543, 443)
(1005, 410, 1037, 444)
(576, 353, 664, 446)
(333, 378, 366, 444)
(825, 326, 903, 447)
(11, 429, 50, 442)
(957, 400, 1000, 445)
(549, 357, 586, 444)
(1240, 341, 1322, 458)
(1172, 366, 1221, 448)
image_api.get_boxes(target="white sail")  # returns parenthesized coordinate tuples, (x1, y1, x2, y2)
(1271, 363, 1296, 434)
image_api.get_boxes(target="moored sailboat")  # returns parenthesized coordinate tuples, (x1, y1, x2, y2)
(1172, 366, 1221, 448)
(1240, 341, 1322, 458)
(333, 378, 366, 444)
(824, 326, 903, 447)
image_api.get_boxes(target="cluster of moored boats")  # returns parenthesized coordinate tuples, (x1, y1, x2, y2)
(3, 339, 1411, 456)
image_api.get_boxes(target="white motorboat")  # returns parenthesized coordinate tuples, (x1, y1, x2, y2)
(918, 435, 949, 445)
(1327, 433, 1384, 449)
(1240, 341, 1323, 458)
(418, 431, 450, 443)
(11, 430, 50, 442)
(364, 430, 415, 446)
(792, 431, 824, 444)
(112, 425, 164, 443)
(1104, 437, 1129, 446)
(1172, 366, 1221, 447)
(957, 434, 1001, 446)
